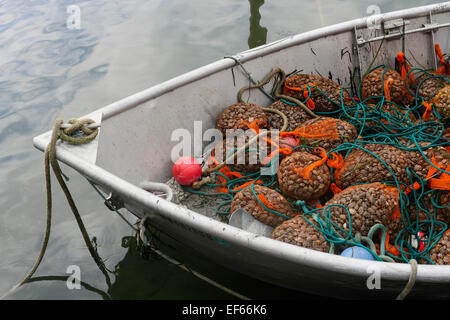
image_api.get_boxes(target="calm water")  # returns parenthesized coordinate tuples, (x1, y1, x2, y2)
(0, 0, 444, 300)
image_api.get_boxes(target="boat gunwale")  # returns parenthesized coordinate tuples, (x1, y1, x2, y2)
(33, 2, 450, 285)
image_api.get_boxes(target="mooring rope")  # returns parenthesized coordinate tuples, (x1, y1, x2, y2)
(395, 259, 418, 300)
(0, 118, 107, 300)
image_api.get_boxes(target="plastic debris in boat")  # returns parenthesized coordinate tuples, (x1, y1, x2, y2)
(228, 208, 274, 237)
(341, 246, 375, 260)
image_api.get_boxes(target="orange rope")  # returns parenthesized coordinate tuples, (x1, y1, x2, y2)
(295, 147, 328, 180)
(260, 136, 293, 166)
(284, 76, 317, 110)
(232, 179, 262, 192)
(263, 136, 279, 148)
(428, 165, 450, 191)
(434, 44, 450, 75)
(257, 194, 276, 210)
(404, 182, 421, 195)
(385, 233, 402, 256)
(207, 152, 220, 168)
(330, 183, 343, 195)
(383, 77, 394, 102)
(404, 155, 439, 194)
(241, 120, 262, 134)
(426, 155, 440, 179)
(261, 148, 292, 166)
(397, 52, 416, 87)
(390, 203, 402, 220)
(422, 101, 433, 122)
(283, 76, 304, 93)
(303, 84, 316, 110)
(212, 163, 245, 193)
(327, 152, 344, 169)
(280, 118, 339, 140)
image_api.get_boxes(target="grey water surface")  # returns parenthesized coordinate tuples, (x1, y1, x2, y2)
(0, 0, 443, 299)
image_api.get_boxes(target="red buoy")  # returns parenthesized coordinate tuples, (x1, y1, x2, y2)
(172, 156, 202, 186)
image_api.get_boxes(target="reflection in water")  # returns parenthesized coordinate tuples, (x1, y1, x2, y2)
(107, 236, 173, 299)
(248, 0, 267, 49)
(27, 276, 111, 300)
(23, 237, 169, 300)
(20, 235, 232, 300)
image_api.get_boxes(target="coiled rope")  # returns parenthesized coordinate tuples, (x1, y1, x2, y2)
(236, 66, 319, 118)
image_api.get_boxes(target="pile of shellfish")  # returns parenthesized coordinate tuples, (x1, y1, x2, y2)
(194, 58, 450, 265)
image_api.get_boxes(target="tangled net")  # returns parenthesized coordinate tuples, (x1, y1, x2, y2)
(182, 44, 450, 265)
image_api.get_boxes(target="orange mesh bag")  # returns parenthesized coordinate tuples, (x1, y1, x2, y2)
(230, 185, 297, 227)
(407, 191, 450, 227)
(213, 130, 275, 173)
(277, 150, 331, 202)
(429, 230, 449, 265)
(362, 68, 410, 106)
(290, 117, 358, 152)
(280, 116, 340, 141)
(321, 183, 403, 246)
(283, 74, 350, 113)
(415, 75, 446, 103)
(411, 44, 449, 105)
(270, 215, 330, 253)
(216, 102, 268, 136)
(402, 147, 450, 227)
(335, 143, 439, 190)
(266, 99, 313, 131)
(433, 86, 450, 119)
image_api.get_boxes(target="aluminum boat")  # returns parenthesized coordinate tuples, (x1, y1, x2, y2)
(33, 3, 450, 299)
